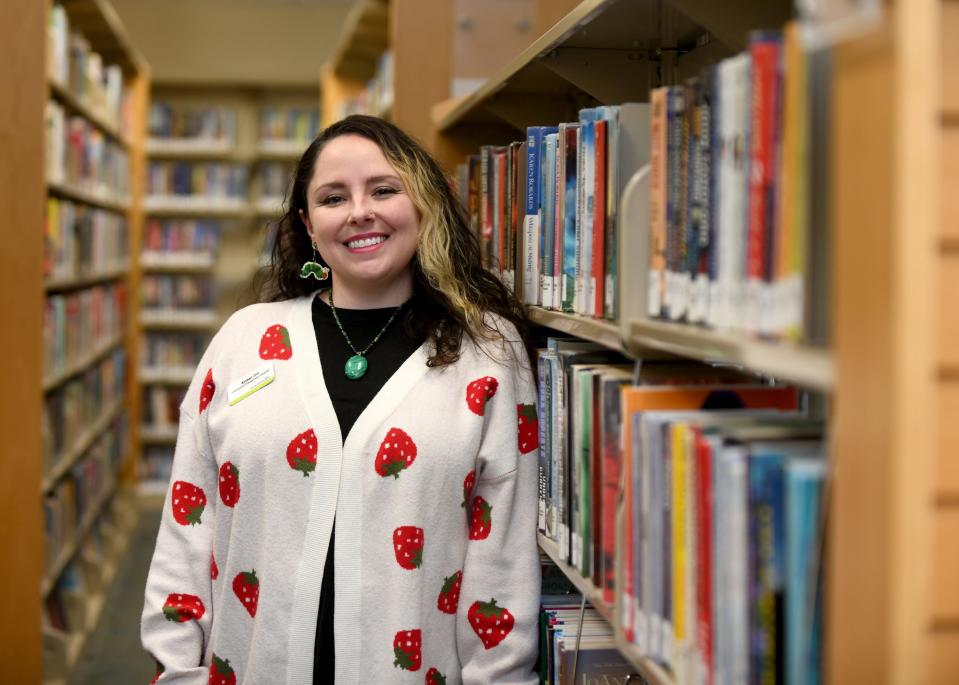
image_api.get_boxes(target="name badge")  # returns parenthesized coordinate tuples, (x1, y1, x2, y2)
(228, 361, 276, 406)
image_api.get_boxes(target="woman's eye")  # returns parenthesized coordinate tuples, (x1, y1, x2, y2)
(320, 195, 345, 206)
(373, 186, 398, 198)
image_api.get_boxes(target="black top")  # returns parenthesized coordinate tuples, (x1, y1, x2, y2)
(311, 292, 425, 684)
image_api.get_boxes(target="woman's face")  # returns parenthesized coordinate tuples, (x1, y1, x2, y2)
(301, 134, 420, 307)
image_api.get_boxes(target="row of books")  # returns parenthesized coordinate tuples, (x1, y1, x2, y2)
(43, 417, 125, 575)
(141, 331, 209, 370)
(46, 101, 131, 199)
(147, 161, 249, 200)
(42, 349, 126, 476)
(141, 274, 215, 310)
(44, 197, 128, 282)
(457, 101, 646, 320)
(334, 51, 394, 121)
(260, 106, 321, 145)
(646, 24, 826, 340)
(43, 284, 127, 380)
(47, 5, 131, 135)
(622, 411, 824, 685)
(539, 599, 635, 684)
(259, 161, 294, 199)
(143, 218, 221, 257)
(149, 102, 238, 142)
(143, 385, 187, 431)
(534, 339, 825, 683)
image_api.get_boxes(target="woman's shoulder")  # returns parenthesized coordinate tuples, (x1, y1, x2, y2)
(209, 297, 308, 351)
(460, 311, 527, 370)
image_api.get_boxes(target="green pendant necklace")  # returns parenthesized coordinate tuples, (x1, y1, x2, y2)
(326, 289, 405, 380)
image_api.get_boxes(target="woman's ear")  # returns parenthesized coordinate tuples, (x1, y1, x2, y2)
(299, 209, 313, 239)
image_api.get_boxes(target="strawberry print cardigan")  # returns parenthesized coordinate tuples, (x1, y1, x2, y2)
(141, 293, 541, 685)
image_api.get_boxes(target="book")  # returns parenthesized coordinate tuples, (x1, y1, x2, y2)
(560, 124, 580, 313)
(745, 31, 783, 335)
(542, 133, 559, 308)
(649, 87, 669, 317)
(524, 127, 556, 304)
(591, 118, 608, 318)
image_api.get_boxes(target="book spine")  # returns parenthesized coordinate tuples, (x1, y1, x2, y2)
(665, 86, 686, 321)
(748, 451, 786, 685)
(695, 430, 715, 685)
(577, 113, 596, 315)
(542, 134, 558, 308)
(649, 88, 668, 318)
(592, 120, 607, 319)
(672, 423, 688, 679)
(602, 107, 620, 320)
(536, 351, 549, 533)
(553, 127, 567, 311)
(561, 126, 580, 312)
(524, 128, 544, 305)
(746, 33, 782, 335)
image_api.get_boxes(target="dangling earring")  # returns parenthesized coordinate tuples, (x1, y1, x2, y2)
(300, 243, 330, 280)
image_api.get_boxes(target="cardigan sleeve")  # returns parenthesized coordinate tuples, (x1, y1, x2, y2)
(141, 352, 221, 683)
(456, 331, 540, 685)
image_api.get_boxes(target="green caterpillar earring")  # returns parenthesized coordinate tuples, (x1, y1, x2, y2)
(300, 243, 330, 281)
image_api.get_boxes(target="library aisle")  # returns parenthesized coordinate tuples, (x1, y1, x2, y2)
(2, 0, 957, 683)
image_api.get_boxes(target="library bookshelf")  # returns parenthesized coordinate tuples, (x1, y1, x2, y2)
(413, 0, 950, 682)
(319, 0, 392, 127)
(1, 0, 148, 680)
(138, 84, 319, 491)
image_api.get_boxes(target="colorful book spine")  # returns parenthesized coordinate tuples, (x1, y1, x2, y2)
(524, 128, 547, 304)
(591, 119, 608, 318)
(561, 125, 580, 312)
(649, 88, 669, 317)
(748, 451, 786, 685)
(542, 133, 559, 308)
(746, 32, 783, 335)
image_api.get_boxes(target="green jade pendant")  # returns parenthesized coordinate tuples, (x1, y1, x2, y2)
(344, 354, 368, 380)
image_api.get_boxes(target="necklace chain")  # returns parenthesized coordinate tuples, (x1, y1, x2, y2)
(327, 289, 404, 357)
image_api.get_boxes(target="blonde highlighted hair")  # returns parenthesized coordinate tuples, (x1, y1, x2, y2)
(255, 115, 531, 368)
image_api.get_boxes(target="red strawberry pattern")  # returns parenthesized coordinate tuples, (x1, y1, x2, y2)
(286, 428, 318, 476)
(468, 598, 515, 649)
(259, 323, 293, 360)
(436, 570, 462, 614)
(232, 569, 260, 617)
(426, 667, 447, 685)
(218, 461, 240, 507)
(465, 376, 498, 416)
(461, 470, 476, 510)
(149, 663, 164, 685)
(517, 403, 539, 454)
(211, 552, 218, 580)
(209, 653, 236, 685)
(393, 629, 422, 671)
(162, 593, 205, 623)
(374, 427, 417, 479)
(171, 480, 206, 526)
(469, 496, 492, 540)
(199, 368, 215, 413)
(393, 526, 424, 570)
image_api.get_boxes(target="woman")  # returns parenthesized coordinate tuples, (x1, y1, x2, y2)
(141, 115, 541, 685)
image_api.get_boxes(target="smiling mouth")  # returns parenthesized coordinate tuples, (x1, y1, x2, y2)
(345, 235, 388, 250)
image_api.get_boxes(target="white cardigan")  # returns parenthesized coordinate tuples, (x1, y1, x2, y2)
(141, 294, 540, 685)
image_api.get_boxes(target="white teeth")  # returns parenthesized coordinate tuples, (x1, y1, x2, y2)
(346, 235, 387, 249)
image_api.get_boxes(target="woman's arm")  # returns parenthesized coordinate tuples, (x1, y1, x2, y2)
(456, 332, 540, 685)
(141, 361, 220, 684)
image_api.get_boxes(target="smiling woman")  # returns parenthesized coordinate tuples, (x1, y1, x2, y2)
(141, 115, 543, 685)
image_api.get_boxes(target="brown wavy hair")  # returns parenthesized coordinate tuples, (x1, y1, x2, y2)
(254, 114, 532, 368)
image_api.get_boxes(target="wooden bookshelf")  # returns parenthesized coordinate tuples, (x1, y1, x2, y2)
(401, 0, 953, 682)
(0, 0, 147, 679)
(320, 0, 391, 127)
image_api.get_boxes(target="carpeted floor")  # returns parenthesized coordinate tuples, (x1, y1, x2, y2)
(68, 500, 163, 685)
